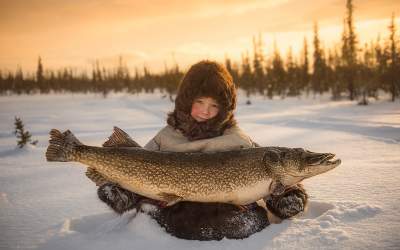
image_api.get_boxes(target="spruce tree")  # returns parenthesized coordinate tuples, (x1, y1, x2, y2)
(329, 46, 345, 100)
(341, 0, 358, 100)
(225, 56, 239, 84)
(358, 43, 376, 105)
(36, 57, 44, 83)
(252, 34, 265, 94)
(240, 51, 253, 97)
(14, 117, 38, 148)
(312, 22, 327, 95)
(270, 41, 286, 98)
(286, 47, 298, 96)
(301, 37, 310, 94)
(387, 13, 399, 101)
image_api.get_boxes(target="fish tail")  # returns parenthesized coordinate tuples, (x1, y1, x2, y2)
(46, 129, 82, 162)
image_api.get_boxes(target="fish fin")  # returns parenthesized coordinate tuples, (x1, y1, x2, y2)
(85, 168, 109, 186)
(46, 129, 82, 162)
(158, 192, 183, 206)
(271, 181, 286, 196)
(102, 126, 141, 148)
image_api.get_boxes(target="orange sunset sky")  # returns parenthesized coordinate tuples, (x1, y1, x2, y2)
(1, 0, 399, 73)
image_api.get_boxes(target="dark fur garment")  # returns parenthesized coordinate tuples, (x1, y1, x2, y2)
(97, 184, 270, 240)
(264, 184, 308, 219)
(151, 202, 269, 240)
(167, 60, 237, 140)
(98, 183, 308, 240)
(97, 183, 144, 214)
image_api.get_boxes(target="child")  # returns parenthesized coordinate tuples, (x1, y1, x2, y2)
(144, 60, 255, 152)
(93, 60, 307, 238)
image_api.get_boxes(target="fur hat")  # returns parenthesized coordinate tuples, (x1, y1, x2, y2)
(167, 60, 237, 140)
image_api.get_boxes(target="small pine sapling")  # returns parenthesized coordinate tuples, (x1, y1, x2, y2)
(14, 117, 38, 148)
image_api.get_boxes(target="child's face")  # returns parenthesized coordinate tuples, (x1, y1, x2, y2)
(191, 97, 219, 122)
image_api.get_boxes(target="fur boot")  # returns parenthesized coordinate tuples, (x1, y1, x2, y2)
(151, 201, 269, 240)
(264, 184, 308, 219)
(97, 183, 144, 214)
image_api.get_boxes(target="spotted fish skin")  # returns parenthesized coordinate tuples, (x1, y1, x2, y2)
(46, 128, 341, 206)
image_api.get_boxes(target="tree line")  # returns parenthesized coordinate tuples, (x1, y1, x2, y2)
(0, 0, 399, 103)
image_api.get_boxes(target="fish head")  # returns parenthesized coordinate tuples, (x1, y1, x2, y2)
(264, 147, 341, 186)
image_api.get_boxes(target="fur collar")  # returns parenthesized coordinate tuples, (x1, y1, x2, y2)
(167, 110, 236, 141)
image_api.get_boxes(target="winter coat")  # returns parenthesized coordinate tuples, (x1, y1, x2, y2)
(144, 124, 256, 152)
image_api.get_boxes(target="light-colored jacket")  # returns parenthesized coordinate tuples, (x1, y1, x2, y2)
(144, 125, 256, 152)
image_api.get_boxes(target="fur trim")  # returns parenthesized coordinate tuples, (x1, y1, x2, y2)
(97, 183, 144, 214)
(167, 60, 237, 140)
(265, 184, 308, 219)
(152, 201, 269, 240)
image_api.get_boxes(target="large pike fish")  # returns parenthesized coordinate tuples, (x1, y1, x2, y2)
(46, 127, 341, 206)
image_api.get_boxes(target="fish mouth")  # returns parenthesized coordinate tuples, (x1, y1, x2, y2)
(287, 152, 341, 179)
(303, 152, 341, 177)
(308, 153, 341, 167)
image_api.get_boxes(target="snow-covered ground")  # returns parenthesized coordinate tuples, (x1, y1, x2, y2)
(0, 91, 399, 250)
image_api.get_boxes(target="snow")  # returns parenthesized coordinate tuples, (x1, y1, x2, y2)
(0, 91, 399, 250)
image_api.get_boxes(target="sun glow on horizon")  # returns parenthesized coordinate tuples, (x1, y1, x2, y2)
(0, 0, 399, 73)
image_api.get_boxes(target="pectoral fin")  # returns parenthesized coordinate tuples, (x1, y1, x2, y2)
(158, 192, 183, 206)
(86, 168, 109, 186)
(103, 126, 141, 148)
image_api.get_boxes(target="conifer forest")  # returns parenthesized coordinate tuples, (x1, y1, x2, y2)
(1, 1, 399, 103)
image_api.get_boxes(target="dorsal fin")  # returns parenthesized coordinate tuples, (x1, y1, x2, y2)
(102, 126, 141, 148)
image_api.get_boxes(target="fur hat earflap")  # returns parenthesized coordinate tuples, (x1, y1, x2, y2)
(167, 60, 237, 140)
